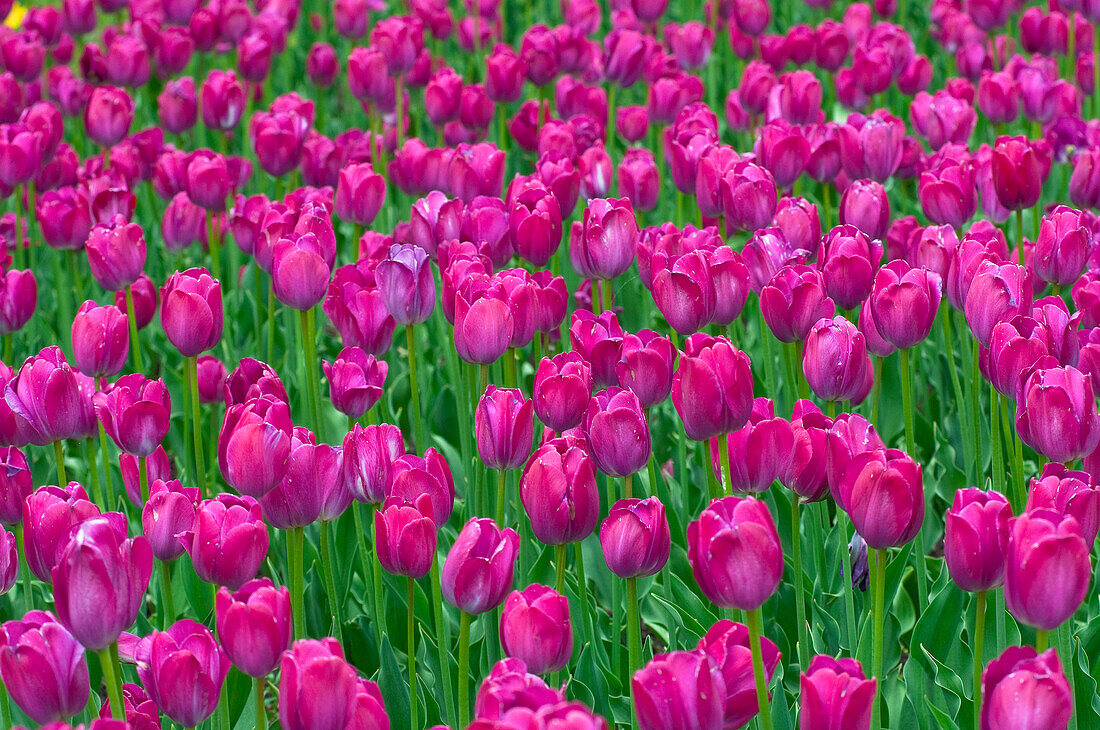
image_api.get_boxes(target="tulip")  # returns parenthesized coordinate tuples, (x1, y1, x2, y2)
(687, 495, 782, 610)
(116, 273, 158, 331)
(632, 651, 725, 730)
(335, 163, 387, 228)
(500, 585, 573, 675)
(218, 395, 293, 499)
(224, 358, 288, 406)
(990, 135, 1046, 211)
(760, 265, 835, 343)
(821, 225, 882, 311)
(570, 198, 638, 284)
(710, 399, 795, 494)
(141, 479, 198, 562)
(158, 77, 198, 134)
(0, 446, 31, 526)
(650, 247, 718, 335)
(323, 347, 387, 421)
(272, 233, 331, 311)
(964, 261, 1032, 347)
(1031, 207, 1089, 288)
(803, 317, 874, 405)
(306, 43, 339, 87)
(83, 85, 132, 147)
(215, 578, 292, 678)
(600, 496, 670, 580)
(520, 436, 599, 545)
(618, 149, 660, 213)
(133, 619, 229, 729)
(200, 70, 246, 132)
(672, 334, 754, 441)
(944, 488, 1012, 593)
(1006, 507, 1092, 634)
(799, 655, 877, 730)
(568, 310, 624, 389)
(182, 494, 269, 590)
(473, 657, 564, 721)
(842, 448, 924, 550)
(52, 516, 152, 652)
(533, 353, 592, 433)
(376, 243, 435, 326)
(868, 261, 942, 350)
(476, 386, 534, 473)
(70, 301, 128, 378)
(981, 646, 1072, 730)
(616, 330, 675, 410)
(1016, 365, 1100, 463)
(0, 611, 89, 724)
(6, 346, 83, 446)
(721, 161, 778, 233)
(94, 374, 170, 459)
(97, 682, 159, 730)
(582, 387, 650, 480)
(260, 427, 342, 530)
(698, 620, 782, 729)
(279, 639, 359, 730)
(375, 494, 436, 579)
(160, 268, 222, 357)
(195, 356, 227, 405)
(22, 483, 100, 583)
(85, 216, 146, 293)
(838, 179, 890, 240)
(442, 517, 519, 615)
(1026, 463, 1100, 547)
(919, 162, 977, 230)
(350, 677, 390, 730)
(343, 423, 406, 505)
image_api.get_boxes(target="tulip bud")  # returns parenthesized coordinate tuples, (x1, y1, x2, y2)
(71, 300, 128, 378)
(991, 135, 1047, 211)
(711, 398, 795, 493)
(1016, 365, 1100, 463)
(6, 346, 83, 446)
(570, 198, 638, 282)
(215, 578, 292, 678)
(474, 657, 564, 721)
(141, 479, 198, 562)
(843, 449, 924, 550)
(85, 216, 146, 292)
(981, 646, 1072, 730)
(821, 225, 882, 311)
(1006, 508, 1092, 633)
(616, 330, 675, 410)
(1032, 207, 1089, 287)
(279, 639, 359, 730)
(761, 265, 835, 343)
(868, 260, 942, 349)
(799, 655, 877, 730)
(182, 494, 269, 590)
(944, 487, 1012, 593)
(375, 493, 437, 579)
(260, 427, 342, 530)
(500, 584, 573, 675)
(838, 179, 890, 240)
(532, 353, 592, 433)
(688, 495, 782, 610)
(0, 611, 89, 724)
(600, 496, 670, 579)
(335, 163, 386, 227)
(582, 387, 650, 478)
(1026, 463, 1100, 547)
(94, 374, 170, 458)
(160, 267, 222, 357)
(672, 333, 754, 441)
(52, 516, 152, 651)
(476, 386, 534, 472)
(322, 347, 387, 420)
(569, 310, 624, 389)
(376, 243, 435, 326)
(520, 436, 599, 545)
(803, 317, 874, 405)
(699, 620, 782, 728)
(218, 395, 293, 499)
(201, 70, 245, 132)
(134, 619, 229, 728)
(442, 517, 519, 614)
(83, 85, 132, 146)
(632, 651, 725, 730)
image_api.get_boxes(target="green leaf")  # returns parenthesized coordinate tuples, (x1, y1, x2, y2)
(377, 634, 411, 730)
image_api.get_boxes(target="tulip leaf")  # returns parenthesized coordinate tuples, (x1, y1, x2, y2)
(229, 670, 257, 730)
(572, 642, 612, 721)
(919, 644, 969, 728)
(377, 634, 411, 730)
(1072, 628, 1100, 723)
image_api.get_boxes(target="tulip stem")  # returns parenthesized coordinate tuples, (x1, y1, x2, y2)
(207, 212, 222, 284)
(703, 445, 720, 501)
(15, 524, 30, 613)
(989, 382, 1004, 496)
(160, 560, 175, 628)
(999, 394, 1026, 508)
(407, 576, 417, 730)
(940, 306, 974, 483)
(288, 526, 305, 640)
(839, 512, 859, 653)
(429, 560, 456, 726)
(320, 520, 344, 644)
(791, 494, 810, 670)
(457, 611, 472, 729)
(745, 607, 774, 730)
(554, 543, 567, 594)
(124, 286, 144, 373)
(495, 468, 507, 527)
(97, 644, 126, 721)
(266, 284, 276, 365)
(899, 348, 929, 608)
(603, 277, 613, 312)
(255, 676, 266, 730)
(298, 309, 323, 439)
(626, 577, 642, 729)
(717, 434, 731, 496)
(973, 591, 986, 730)
(53, 440, 67, 486)
(138, 455, 150, 505)
(0, 675, 10, 730)
(85, 439, 106, 511)
(871, 548, 887, 730)
(372, 505, 386, 640)
(1036, 630, 1048, 652)
(406, 326, 426, 454)
(187, 356, 208, 498)
(623, 473, 633, 500)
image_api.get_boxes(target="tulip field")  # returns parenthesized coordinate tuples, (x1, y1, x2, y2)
(4, 0, 1100, 728)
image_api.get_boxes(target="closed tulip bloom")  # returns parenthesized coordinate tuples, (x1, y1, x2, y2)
(215, 578, 292, 678)
(821, 225, 882, 311)
(272, 233, 331, 311)
(799, 655, 876, 730)
(83, 85, 132, 146)
(991, 136, 1046, 211)
(279, 639, 359, 730)
(533, 353, 592, 433)
(868, 260, 942, 349)
(306, 43, 339, 87)
(473, 657, 564, 721)
(1005, 509, 1091, 631)
(672, 334, 754, 441)
(260, 427, 342, 530)
(981, 646, 1072, 730)
(71, 300, 128, 378)
(696, 620, 781, 729)
(761, 265, 835, 343)
(757, 120, 810, 190)
(838, 179, 890, 240)
(23, 484, 100, 583)
(944, 488, 1012, 593)
(781, 401, 832, 502)
(521, 436, 599, 545)
(651, 247, 718, 335)
(52, 516, 152, 651)
(618, 149, 660, 213)
(919, 162, 977, 230)
(582, 387, 650, 478)
(158, 77, 198, 135)
(964, 261, 1032, 347)
(374, 493, 437, 579)
(721, 161, 778, 233)
(982, 316, 1051, 400)
(376, 243, 435, 326)
(223, 358, 287, 406)
(978, 72, 1020, 125)
(570, 198, 638, 282)
(617, 330, 675, 409)
(218, 395, 292, 498)
(710, 398, 795, 493)
(1032, 207, 1089, 287)
(453, 285, 514, 365)
(687, 496, 782, 610)
(200, 70, 245, 131)
(141, 479, 198, 562)
(184, 152, 231, 213)
(335, 163, 386, 227)
(160, 267, 222, 357)
(633, 650, 725, 730)
(442, 517, 519, 614)
(1016, 366, 1100, 463)
(134, 619, 229, 729)
(96, 682, 160, 729)
(118, 273, 158, 331)
(803, 317, 874, 405)
(0, 611, 89, 724)
(6, 346, 83, 446)
(94, 374, 170, 457)
(249, 113, 306, 180)
(1026, 463, 1100, 547)
(182, 494, 269, 590)
(323, 347, 387, 420)
(600, 496, 670, 579)
(844, 448, 924, 550)
(85, 217, 146, 292)
(343, 423, 405, 505)
(476, 386, 534, 472)
(387, 448, 455, 526)
(500, 585, 573, 675)
(569, 310, 624, 389)
(324, 262, 397, 355)
(0, 268, 35, 338)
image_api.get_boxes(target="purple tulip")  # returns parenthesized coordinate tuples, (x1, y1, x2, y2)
(441, 517, 519, 615)
(215, 578, 293, 678)
(1016, 365, 1100, 463)
(582, 387, 650, 478)
(803, 317, 873, 405)
(698, 620, 782, 729)
(133, 619, 229, 728)
(944, 487, 1012, 593)
(500, 585, 573, 675)
(94, 373, 170, 458)
(799, 655, 876, 730)
(0, 611, 89, 724)
(279, 639, 359, 730)
(868, 260, 942, 349)
(181, 494, 269, 590)
(688, 496, 782, 610)
(632, 650, 725, 730)
(672, 333, 754, 441)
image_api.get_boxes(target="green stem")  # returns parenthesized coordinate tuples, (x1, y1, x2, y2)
(623, 473, 633, 500)
(97, 645, 125, 720)
(160, 560, 175, 628)
(320, 520, 344, 644)
(626, 577, 641, 729)
(299, 309, 323, 438)
(990, 382, 1004, 497)
(125, 286, 144, 373)
(52, 440, 67, 486)
(406, 326, 426, 454)
(429, 561, 456, 727)
(187, 356, 208, 497)
(745, 607, 774, 730)
(602, 277, 614, 312)
(138, 455, 150, 505)
(1036, 630, 1048, 652)
(941, 306, 974, 484)
(495, 469, 507, 527)
(85, 439, 106, 510)
(791, 494, 810, 669)
(0, 676, 10, 730)
(266, 284, 276, 365)
(98, 421, 115, 507)
(973, 591, 986, 730)
(703, 442, 720, 501)
(407, 576, 417, 730)
(207, 212, 222, 283)
(288, 527, 305, 640)
(839, 512, 859, 653)
(15, 524, 30, 614)
(1016, 209, 1025, 270)
(871, 548, 887, 730)
(555, 543, 567, 595)
(999, 394, 1026, 509)
(717, 434, 732, 496)
(457, 611, 472, 729)
(255, 676, 266, 730)
(899, 348, 929, 608)
(970, 336, 982, 483)
(372, 505, 385, 640)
